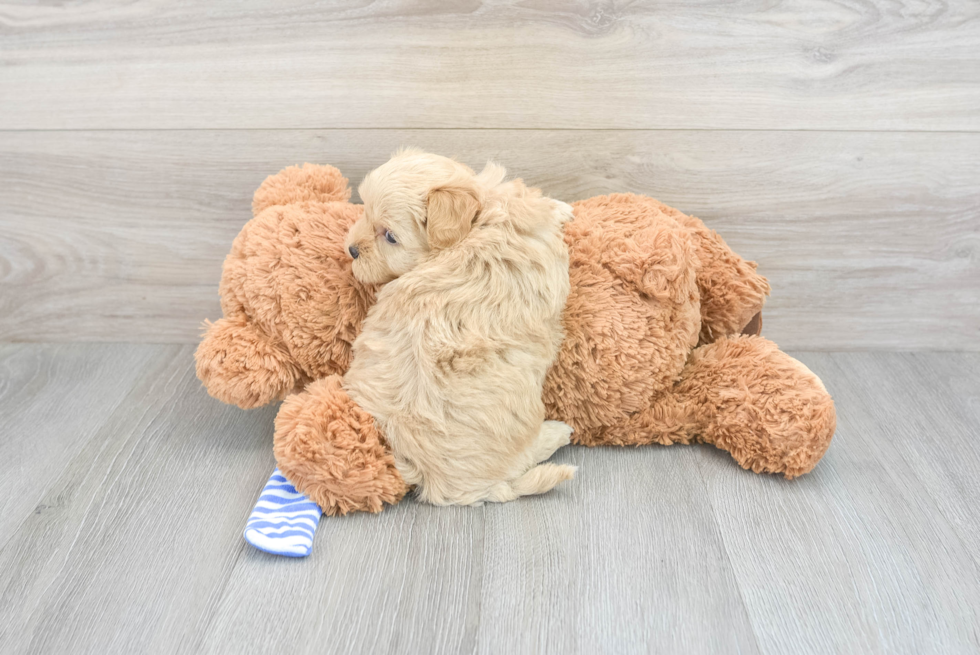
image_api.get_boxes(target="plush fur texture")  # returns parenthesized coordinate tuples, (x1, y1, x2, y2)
(542, 193, 779, 446)
(195, 164, 376, 409)
(196, 163, 836, 514)
(343, 151, 575, 505)
(274, 375, 408, 515)
(587, 335, 835, 478)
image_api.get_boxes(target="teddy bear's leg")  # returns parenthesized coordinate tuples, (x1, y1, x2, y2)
(274, 375, 409, 516)
(607, 335, 836, 478)
(195, 317, 306, 409)
(675, 213, 771, 344)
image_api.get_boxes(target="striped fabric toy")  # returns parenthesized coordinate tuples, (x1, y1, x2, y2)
(243, 469, 322, 557)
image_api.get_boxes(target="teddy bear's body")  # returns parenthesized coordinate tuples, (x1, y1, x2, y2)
(196, 164, 836, 515)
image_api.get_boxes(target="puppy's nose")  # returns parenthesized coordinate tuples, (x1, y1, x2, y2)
(348, 245, 359, 259)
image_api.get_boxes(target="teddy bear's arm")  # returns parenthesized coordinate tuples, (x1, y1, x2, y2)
(274, 376, 409, 516)
(195, 317, 307, 409)
(195, 218, 308, 409)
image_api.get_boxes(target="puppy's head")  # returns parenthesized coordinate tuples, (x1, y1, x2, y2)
(346, 149, 483, 284)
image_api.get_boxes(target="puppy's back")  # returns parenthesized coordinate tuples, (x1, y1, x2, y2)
(346, 174, 574, 505)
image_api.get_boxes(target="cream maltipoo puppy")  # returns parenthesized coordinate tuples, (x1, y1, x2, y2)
(343, 149, 576, 505)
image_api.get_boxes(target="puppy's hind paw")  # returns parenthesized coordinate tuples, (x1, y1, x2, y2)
(542, 420, 574, 446)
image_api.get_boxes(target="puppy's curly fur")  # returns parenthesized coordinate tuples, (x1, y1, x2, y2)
(342, 149, 576, 505)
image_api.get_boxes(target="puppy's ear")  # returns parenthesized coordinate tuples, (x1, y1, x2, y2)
(426, 184, 480, 249)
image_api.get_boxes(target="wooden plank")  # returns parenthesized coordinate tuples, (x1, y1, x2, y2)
(2, 346, 980, 652)
(199, 497, 486, 655)
(0, 345, 280, 654)
(474, 445, 759, 654)
(0, 343, 175, 550)
(0, 1, 978, 130)
(697, 352, 980, 654)
(846, 353, 980, 572)
(199, 447, 757, 654)
(1, 129, 977, 349)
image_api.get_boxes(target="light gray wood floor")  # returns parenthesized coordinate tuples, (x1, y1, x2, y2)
(1, 343, 978, 654)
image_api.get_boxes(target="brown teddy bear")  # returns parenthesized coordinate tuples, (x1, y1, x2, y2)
(196, 163, 836, 516)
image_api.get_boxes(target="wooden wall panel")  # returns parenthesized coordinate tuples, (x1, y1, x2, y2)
(1, 129, 976, 349)
(0, 1, 977, 130)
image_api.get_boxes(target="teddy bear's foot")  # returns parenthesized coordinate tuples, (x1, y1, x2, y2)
(274, 375, 409, 516)
(677, 335, 836, 478)
(195, 317, 305, 409)
(594, 335, 835, 478)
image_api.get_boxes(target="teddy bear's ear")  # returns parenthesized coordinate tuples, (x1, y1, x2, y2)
(252, 163, 352, 216)
(425, 183, 480, 250)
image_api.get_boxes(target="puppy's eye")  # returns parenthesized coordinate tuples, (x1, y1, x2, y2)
(384, 230, 398, 244)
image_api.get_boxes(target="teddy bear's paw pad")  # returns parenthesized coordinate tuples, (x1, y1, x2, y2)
(244, 468, 322, 557)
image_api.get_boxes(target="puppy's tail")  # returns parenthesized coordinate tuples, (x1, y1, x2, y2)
(488, 464, 577, 503)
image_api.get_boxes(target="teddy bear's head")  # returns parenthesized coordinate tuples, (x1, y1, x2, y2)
(195, 164, 377, 409)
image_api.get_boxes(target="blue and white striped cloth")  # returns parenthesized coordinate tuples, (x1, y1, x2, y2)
(243, 469, 322, 557)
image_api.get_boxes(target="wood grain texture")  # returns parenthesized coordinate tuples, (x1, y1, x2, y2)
(201, 446, 758, 655)
(0, 0, 978, 130)
(0, 345, 279, 654)
(0, 343, 174, 549)
(698, 351, 980, 655)
(200, 497, 487, 655)
(1, 129, 977, 349)
(473, 446, 759, 655)
(2, 347, 980, 654)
